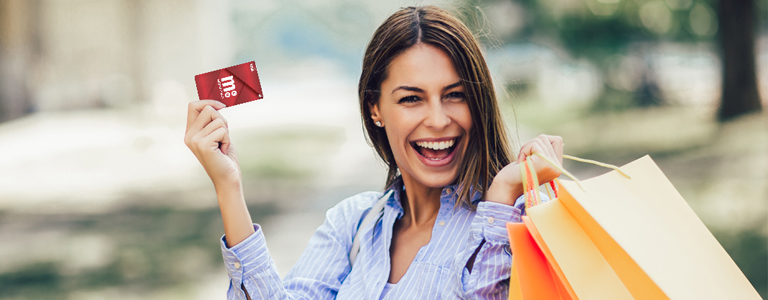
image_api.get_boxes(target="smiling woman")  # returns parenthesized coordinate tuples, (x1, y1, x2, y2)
(360, 9, 513, 209)
(184, 5, 564, 300)
(372, 44, 473, 187)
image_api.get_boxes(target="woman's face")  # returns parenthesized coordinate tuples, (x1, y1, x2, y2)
(371, 43, 472, 188)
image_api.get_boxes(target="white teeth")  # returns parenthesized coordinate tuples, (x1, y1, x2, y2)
(415, 139, 455, 150)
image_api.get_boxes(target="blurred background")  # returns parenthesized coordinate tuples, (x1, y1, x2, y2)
(0, 0, 765, 298)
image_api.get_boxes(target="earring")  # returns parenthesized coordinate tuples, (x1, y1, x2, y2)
(375, 121, 383, 127)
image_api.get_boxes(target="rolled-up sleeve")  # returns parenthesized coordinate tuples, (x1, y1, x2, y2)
(453, 193, 549, 299)
(221, 224, 284, 299)
(218, 192, 377, 300)
(475, 201, 523, 242)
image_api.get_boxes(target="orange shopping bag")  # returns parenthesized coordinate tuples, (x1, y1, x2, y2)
(517, 154, 761, 299)
(507, 220, 575, 300)
(507, 158, 575, 300)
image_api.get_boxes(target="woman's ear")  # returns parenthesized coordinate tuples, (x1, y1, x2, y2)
(370, 103, 383, 127)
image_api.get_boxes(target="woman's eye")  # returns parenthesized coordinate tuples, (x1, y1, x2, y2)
(398, 95, 420, 103)
(447, 91, 466, 100)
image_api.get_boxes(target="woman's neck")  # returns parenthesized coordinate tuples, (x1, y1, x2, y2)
(399, 172, 442, 227)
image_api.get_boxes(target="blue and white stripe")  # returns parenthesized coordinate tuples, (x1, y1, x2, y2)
(221, 181, 537, 299)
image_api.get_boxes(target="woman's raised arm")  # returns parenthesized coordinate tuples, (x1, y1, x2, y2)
(184, 100, 255, 247)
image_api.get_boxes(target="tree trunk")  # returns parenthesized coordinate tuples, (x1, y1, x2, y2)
(717, 0, 763, 121)
(0, 0, 40, 123)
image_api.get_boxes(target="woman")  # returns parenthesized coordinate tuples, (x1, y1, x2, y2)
(184, 5, 563, 299)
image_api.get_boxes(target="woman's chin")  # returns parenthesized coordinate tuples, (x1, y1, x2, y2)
(407, 169, 458, 189)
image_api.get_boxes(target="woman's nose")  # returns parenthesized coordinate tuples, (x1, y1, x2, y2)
(423, 99, 451, 130)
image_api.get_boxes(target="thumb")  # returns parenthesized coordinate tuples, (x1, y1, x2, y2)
(226, 144, 240, 165)
(219, 129, 231, 154)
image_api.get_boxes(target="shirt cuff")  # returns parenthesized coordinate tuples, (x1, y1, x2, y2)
(475, 200, 523, 243)
(515, 190, 552, 216)
(220, 224, 275, 286)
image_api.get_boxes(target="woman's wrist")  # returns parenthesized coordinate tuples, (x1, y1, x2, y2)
(486, 165, 524, 206)
(213, 177, 243, 201)
(209, 167, 242, 191)
(215, 179, 256, 247)
(486, 184, 523, 206)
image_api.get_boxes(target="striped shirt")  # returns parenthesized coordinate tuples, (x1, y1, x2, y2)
(220, 181, 538, 299)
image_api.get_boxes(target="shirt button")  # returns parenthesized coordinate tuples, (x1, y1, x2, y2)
(439, 221, 445, 226)
(487, 217, 495, 224)
(445, 187, 452, 194)
(233, 262, 241, 269)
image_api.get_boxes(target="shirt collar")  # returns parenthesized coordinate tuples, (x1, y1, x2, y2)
(384, 177, 482, 214)
(383, 177, 404, 215)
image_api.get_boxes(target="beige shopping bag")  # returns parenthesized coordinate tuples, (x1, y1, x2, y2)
(525, 155, 761, 299)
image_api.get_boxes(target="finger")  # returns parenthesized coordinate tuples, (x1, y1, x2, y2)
(530, 140, 546, 157)
(219, 127, 231, 154)
(198, 117, 227, 139)
(547, 135, 564, 165)
(186, 100, 226, 131)
(530, 139, 557, 177)
(519, 138, 547, 162)
(210, 107, 228, 129)
(200, 118, 230, 154)
(517, 142, 533, 162)
(527, 142, 548, 177)
(188, 105, 216, 137)
(545, 139, 558, 166)
(538, 135, 563, 166)
(534, 136, 555, 164)
(204, 127, 230, 154)
(522, 141, 544, 167)
(188, 105, 228, 138)
(529, 142, 561, 183)
(189, 115, 217, 152)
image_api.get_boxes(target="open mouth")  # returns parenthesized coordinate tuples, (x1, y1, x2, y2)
(410, 137, 460, 161)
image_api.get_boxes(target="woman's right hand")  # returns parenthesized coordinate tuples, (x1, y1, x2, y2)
(185, 100, 255, 247)
(184, 100, 241, 188)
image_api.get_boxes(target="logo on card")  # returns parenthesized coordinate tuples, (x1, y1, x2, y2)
(195, 61, 260, 107)
(217, 75, 237, 98)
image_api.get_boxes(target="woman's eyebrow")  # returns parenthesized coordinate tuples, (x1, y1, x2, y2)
(443, 81, 462, 91)
(391, 86, 423, 95)
(391, 81, 462, 95)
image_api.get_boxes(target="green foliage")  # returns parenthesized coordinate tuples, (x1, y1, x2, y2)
(714, 228, 768, 298)
(0, 203, 278, 299)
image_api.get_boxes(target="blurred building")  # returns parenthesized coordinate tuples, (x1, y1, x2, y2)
(0, 0, 235, 121)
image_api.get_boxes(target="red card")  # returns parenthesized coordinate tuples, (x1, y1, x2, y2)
(194, 61, 263, 107)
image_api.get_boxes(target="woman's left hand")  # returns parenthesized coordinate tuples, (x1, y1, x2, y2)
(485, 134, 564, 206)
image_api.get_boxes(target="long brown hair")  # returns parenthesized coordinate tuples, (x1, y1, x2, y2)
(358, 5, 512, 208)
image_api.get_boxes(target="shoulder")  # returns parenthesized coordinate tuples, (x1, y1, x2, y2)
(325, 191, 384, 223)
(317, 191, 385, 246)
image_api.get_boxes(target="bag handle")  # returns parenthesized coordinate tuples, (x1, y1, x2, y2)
(520, 153, 631, 209)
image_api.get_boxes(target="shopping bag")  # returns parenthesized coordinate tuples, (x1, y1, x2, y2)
(508, 260, 523, 300)
(507, 157, 630, 299)
(507, 158, 576, 300)
(524, 196, 634, 299)
(507, 220, 575, 300)
(523, 155, 761, 299)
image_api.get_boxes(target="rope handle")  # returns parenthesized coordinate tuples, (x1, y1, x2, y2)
(520, 158, 540, 207)
(520, 153, 631, 209)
